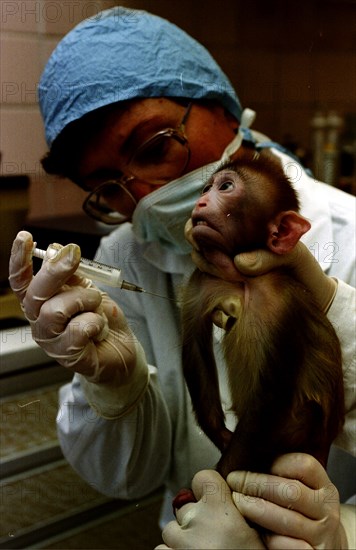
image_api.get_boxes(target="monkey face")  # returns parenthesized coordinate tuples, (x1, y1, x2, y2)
(191, 169, 249, 255)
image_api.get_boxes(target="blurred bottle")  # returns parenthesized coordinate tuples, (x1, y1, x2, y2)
(311, 111, 327, 180)
(339, 113, 356, 196)
(323, 111, 344, 186)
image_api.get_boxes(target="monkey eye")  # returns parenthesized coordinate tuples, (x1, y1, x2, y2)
(201, 179, 235, 195)
(201, 183, 213, 195)
(218, 180, 235, 192)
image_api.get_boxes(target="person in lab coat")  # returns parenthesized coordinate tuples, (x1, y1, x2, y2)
(9, 7, 355, 549)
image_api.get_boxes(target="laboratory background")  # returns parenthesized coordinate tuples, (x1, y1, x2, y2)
(0, 0, 355, 549)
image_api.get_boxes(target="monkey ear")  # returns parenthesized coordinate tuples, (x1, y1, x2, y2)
(267, 211, 311, 254)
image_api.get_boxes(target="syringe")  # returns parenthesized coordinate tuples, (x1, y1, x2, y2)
(32, 247, 145, 293)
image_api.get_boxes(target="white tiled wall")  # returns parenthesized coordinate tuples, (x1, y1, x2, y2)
(0, 0, 115, 219)
(1, 0, 355, 220)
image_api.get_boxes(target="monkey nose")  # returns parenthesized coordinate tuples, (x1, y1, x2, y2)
(195, 195, 208, 208)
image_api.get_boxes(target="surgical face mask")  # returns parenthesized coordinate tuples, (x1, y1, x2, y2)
(132, 109, 256, 255)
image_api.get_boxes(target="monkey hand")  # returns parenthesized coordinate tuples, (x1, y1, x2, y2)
(228, 453, 354, 550)
(155, 470, 265, 550)
(233, 241, 337, 312)
(9, 232, 149, 418)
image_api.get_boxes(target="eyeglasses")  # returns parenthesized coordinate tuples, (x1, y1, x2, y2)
(83, 102, 192, 224)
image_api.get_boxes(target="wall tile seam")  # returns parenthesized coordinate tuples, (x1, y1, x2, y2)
(0, 29, 65, 40)
(204, 43, 356, 54)
(0, 104, 40, 110)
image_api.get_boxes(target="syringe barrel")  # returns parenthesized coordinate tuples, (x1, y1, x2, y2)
(32, 247, 123, 287)
(76, 260, 123, 287)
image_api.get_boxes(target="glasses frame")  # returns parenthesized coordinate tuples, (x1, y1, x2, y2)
(82, 102, 192, 225)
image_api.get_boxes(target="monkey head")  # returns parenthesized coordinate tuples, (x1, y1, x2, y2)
(191, 148, 311, 272)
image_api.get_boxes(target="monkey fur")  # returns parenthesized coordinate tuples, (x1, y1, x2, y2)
(181, 148, 344, 479)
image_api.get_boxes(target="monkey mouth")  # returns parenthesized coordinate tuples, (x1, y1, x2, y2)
(192, 215, 214, 229)
(192, 214, 222, 236)
(191, 216, 231, 255)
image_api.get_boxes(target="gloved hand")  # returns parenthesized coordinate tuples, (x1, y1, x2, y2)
(228, 453, 351, 550)
(9, 231, 149, 417)
(184, 219, 337, 313)
(156, 470, 265, 550)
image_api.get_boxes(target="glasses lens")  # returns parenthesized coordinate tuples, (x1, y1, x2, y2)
(83, 182, 137, 225)
(129, 131, 190, 184)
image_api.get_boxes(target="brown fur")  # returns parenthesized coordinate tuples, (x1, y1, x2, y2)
(181, 150, 345, 478)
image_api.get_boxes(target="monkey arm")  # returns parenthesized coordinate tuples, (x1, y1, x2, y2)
(181, 270, 234, 451)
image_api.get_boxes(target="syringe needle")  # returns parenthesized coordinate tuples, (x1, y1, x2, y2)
(120, 280, 145, 293)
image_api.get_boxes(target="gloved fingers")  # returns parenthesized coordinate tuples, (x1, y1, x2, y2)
(233, 248, 291, 276)
(227, 457, 325, 520)
(9, 231, 34, 303)
(33, 311, 108, 371)
(173, 471, 227, 525)
(100, 291, 128, 332)
(174, 502, 199, 529)
(234, 242, 337, 311)
(22, 241, 82, 321)
(233, 242, 311, 277)
(191, 469, 228, 502)
(34, 310, 108, 348)
(30, 286, 103, 339)
(264, 533, 313, 550)
(270, 453, 332, 494)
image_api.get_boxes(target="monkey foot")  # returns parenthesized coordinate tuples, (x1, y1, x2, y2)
(172, 488, 197, 515)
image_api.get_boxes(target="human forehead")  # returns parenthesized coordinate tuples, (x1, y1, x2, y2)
(98, 97, 185, 137)
(77, 97, 185, 177)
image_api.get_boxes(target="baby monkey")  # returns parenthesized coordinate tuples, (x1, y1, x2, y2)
(181, 148, 344, 478)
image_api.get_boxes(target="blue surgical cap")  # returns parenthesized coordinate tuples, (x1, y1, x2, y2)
(39, 6, 242, 147)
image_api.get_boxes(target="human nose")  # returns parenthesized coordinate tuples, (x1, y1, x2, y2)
(129, 180, 159, 202)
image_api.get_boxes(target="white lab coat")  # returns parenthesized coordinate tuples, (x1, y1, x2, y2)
(57, 149, 356, 532)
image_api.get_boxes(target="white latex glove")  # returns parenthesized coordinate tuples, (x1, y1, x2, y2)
(9, 231, 149, 418)
(185, 219, 337, 313)
(228, 453, 353, 550)
(155, 470, 265, 550)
